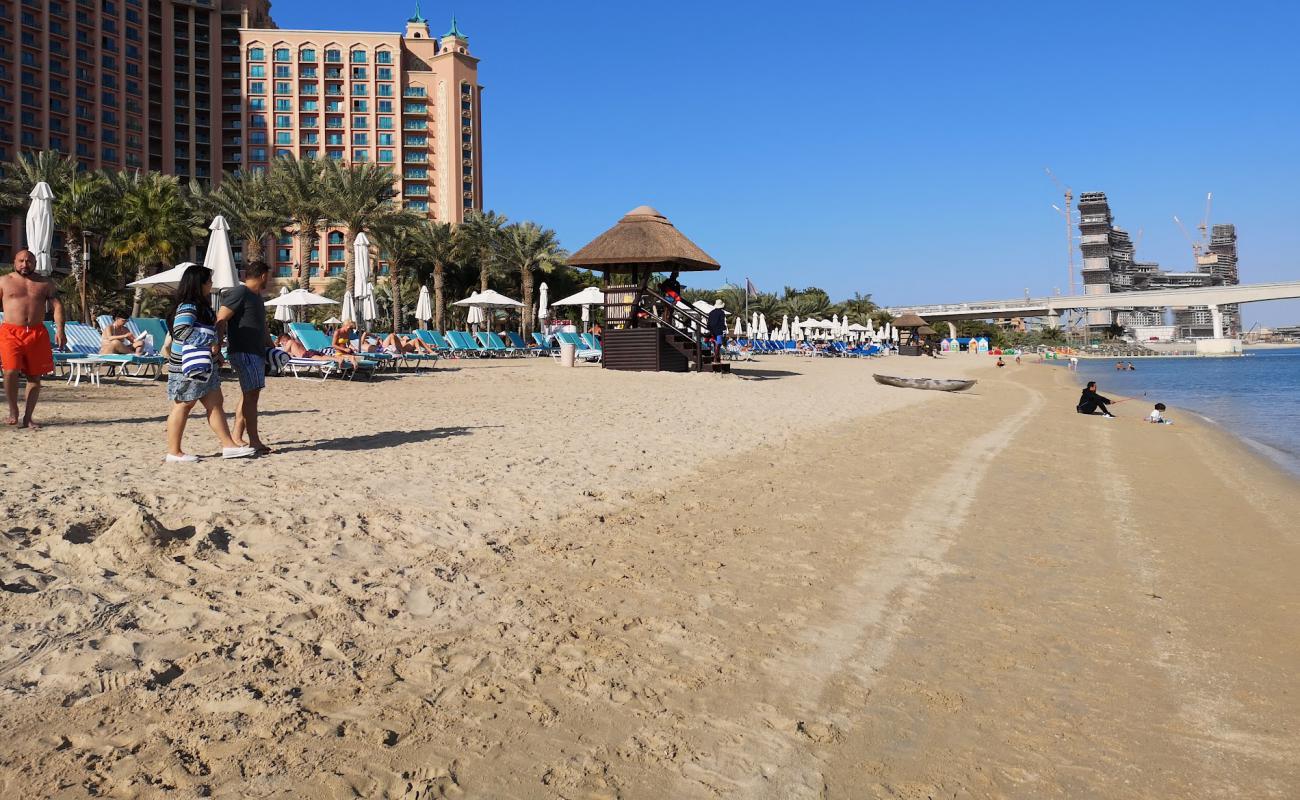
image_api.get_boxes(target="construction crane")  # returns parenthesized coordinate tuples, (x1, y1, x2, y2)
(1198, 192, 1213, 246)
(1045, 167, 1075, 297)
(1173, 215, 1202, 259)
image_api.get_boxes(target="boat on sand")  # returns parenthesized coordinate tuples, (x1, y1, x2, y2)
(873, 374, 977, 392)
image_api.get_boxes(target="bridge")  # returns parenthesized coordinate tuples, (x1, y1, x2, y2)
(885, 280, 1300, 341)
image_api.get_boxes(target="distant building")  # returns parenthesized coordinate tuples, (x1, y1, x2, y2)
(1077, 192, 1239, 338)
(236, 9, 484, 287)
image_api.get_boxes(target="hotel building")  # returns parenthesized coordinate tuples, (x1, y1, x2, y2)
(0, 0, 273, 262)
(236, 9, 483, 285)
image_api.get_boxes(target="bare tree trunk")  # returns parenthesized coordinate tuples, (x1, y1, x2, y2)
(244, 236, 263, 263)
(479, 246, 490, 292)
(521, 265, 534, 336)
(433, 261, 445, 332)
(295, 222, 311, 283)
(131, 265, 145, 317)
(391, 272, 403, 333)
(344, 229, 356, 298)
(66, 239, 86, 322)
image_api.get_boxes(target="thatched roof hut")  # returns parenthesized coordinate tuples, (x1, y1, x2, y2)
(890, 312, 928, 329)
(569, 206, 720, 273)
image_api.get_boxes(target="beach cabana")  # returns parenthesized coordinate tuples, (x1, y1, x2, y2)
(568, 206, 723, 372)
(892, 313, 931, 356)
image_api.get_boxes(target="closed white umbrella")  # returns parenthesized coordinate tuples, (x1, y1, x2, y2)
(204, 215, 240, 300)
(758, 313, 768, 340)
(581, 304, 590, 329)
(274, 286, 292, 322)
(26, 182, 55, 276)
(415, 285, 433, 327)
(341, 292, 356, 323)
(353, 232, 372, 297)
(780, 315, 789, 340)
(538, 282, 549, 324)
(733, 314, 742, 337)
(792, 315, 802, 341)
(467, 304, 485, 327)
(362, 281, 378, 324)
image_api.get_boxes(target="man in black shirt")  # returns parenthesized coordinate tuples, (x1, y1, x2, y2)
(217, 260, 274, 453)
(706, 300, 727, 364)
(1076, 381, 1115, 417)
(659, 271, 683, 321)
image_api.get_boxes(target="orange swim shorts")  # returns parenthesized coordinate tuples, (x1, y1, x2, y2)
(0, 323, 54, 378)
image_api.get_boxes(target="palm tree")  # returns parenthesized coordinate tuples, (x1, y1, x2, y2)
(500, 221, 566, 335)
(841, 291, 877, 325)
(319, 160, 399, 297)
(269, 156, 325, 282)
(427, 221, 456, 331)
(370, 212, 432, 332)
(2, 150, 78, 199)
(56, 172, 114, 321)
(105, 173, 205, 316)
(457, 209, 508, 292)
(191, 171, 282, 262)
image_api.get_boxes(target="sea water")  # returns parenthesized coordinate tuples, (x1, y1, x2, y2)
(1073, 347, 1300, 478)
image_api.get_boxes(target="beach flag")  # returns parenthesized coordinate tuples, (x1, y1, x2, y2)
(746, 278, 759, 299)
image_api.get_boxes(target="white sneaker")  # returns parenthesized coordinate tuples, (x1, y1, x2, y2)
(164, 453, 199, 463)
(222, 446, 257, 459)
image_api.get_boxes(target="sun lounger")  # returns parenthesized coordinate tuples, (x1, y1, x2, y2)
(287, 322, 380, 380)
(580, 333, 604, 353)
(553, 331, 601, 362)
(51, 321, 165, 378)
(128, 317, 170, 356)
(475, 331, 523, 357)
(531, 332, 556, 355)
(447, 330, 489, 357)
(412, 329, 456, 356)
(505, 330, 543, 356)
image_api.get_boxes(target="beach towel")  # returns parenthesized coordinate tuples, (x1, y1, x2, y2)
(179, 323, 217, 382)
(266, 346, 292, 375)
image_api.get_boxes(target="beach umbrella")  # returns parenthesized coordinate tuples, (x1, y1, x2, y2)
(273, 286, 293, 323)
(352, 232, 373, 328)
(266, 288, 338, 307)
(323, 316, 342, 324)
(204, 216, 240, 309)
(467, 304, 485, 328)
(780, 315, 789, 340)
(581, 304, 591, 328)
(415, 285, 433, 327)
(538, 282, 549, 324)
(792, 315, 802, 341)
(341, 292, 356, 323)
(758, 313, 768, 340)
(551, 286, 604, 332)
(362, 281, 378, 324)
(733, 314, 742, 337)
(25, 182, 55, 276)
(127, 261, 203, 290)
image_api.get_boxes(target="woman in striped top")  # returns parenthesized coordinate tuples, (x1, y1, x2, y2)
(163, 264, 255, 463)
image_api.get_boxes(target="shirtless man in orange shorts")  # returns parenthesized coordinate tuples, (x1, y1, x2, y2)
(0, 250, 66, 428)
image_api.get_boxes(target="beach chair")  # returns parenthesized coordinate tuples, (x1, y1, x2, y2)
(128, 317, 169, 357)
(505, 330, 543, 356)
(579, 333, 604, 354)
(553, 331, 601, 362)
(393, 333, 440, 371)
(53, 321, 165, 378)
(531, 332, 557, 356)
(448, 330, 489, 357)
(287, 322, 380, 380)
(475, 331, 520, 357)
(414, 329, 457, 356)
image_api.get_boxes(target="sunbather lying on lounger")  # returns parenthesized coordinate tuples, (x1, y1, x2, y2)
(277, 333, 359, 368)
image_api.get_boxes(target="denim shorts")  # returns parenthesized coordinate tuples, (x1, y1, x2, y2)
(166, 369, 221, 403)
(229, 351, 267, 392)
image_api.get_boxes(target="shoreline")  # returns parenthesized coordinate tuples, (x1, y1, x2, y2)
(2, 356, 1297, 797)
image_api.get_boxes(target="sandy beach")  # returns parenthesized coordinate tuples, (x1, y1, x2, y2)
(2, 354, 1297, 798)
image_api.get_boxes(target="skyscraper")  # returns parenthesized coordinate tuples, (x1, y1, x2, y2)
(236, 10, 483, 285)
(0, 0, 273, 262)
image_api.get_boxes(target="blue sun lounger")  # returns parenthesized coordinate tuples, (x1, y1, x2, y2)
(287, 323, 380, 380)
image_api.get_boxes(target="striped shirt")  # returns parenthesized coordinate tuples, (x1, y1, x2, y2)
(168, 303, 216, 374)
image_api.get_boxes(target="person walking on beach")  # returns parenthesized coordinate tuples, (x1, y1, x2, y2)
(217, 260, 274, 454)
(1077, 381, 1115, 418)
(707, 299, 727, 365)
(164, 264, 255, 463)
(0, 250, 64, 429)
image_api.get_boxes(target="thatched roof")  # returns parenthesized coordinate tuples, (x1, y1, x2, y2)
(568, 206, 721, 272)
(917, 325, 937, 336)
(891, 312, 929, 328)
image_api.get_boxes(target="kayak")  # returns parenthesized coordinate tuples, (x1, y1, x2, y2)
(873, 374, 977, 392)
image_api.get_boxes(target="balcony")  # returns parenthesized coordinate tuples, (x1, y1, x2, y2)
(403, 152, 428, 163)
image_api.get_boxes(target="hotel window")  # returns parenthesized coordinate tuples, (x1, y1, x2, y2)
(301, 99, 319, 111)
(405, 200, 428, 212)
(325, 133, 343, 145)
(378, 100, 394, 113)
(275, 114, 291, 127)
(352, 132, 368, 145)
(325, 101, 343, 112)
(376, 51, 392, 64)
(328, 232, 344, 244)
(277, 247, 291, 262)
(275, 265, 291, 278)
(301, 114, 319, 126)
(352, 100, 368, 112)
(248, 81, 265, 94)
(248, 47, 265, 62)
(404, 135, 426, 146)
(274, 100, 291, 111)
(274, 48, 290, 62)
(325, 49, 341, 63)
(351, 67, 367, 80)
(353, 149, 370, 162)
(329, 246, 344, 260)
(275, 131, 291, 144)
(325, 115, 343, 128)
(309, 248, 319, 263)
(251, 147, 267, 160)
(352, 115, 369, 128)
(301, 133, 318, 144)
(377, 116, 393, 130)
(250, 131, 267, 144)
(377, 84, 393, 97)
(377, 133, 394, 145)
(377, 67, 393, 81)
(300, 48, 316, 62)
(352, 83, 368, 96)
(274, 82, 291, 94)
(325, 67, 343, 79)
(303, 148, 319, 159)
(404, 168, 426, 179)
(250, 113, 267, 128)
(301, 83, 318, 95)
(378, 149, 393, 163)
(300, 67, 318, 78)
(403, 103, 426, 114)
(350, 50, 367, 63)
(249, 65, 265, 78)
(274, 65, 291, 78)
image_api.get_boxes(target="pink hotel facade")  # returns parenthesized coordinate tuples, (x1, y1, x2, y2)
(237, 10, 483, 284)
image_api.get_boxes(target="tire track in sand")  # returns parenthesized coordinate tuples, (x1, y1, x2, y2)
(680, 378, 1044, 798)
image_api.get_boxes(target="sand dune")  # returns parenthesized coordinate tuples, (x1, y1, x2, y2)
(2, 355, 1297, 798)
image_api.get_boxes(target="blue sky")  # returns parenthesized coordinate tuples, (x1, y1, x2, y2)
(274, 0, 1300, 325)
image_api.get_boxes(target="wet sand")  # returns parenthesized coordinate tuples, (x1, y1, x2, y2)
(1, 355, 1296, 798)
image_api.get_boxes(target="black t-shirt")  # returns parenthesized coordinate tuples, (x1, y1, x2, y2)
(660, 276, 683, 297)
(220, 284, 268, 354)
(707, 307, 727, 336)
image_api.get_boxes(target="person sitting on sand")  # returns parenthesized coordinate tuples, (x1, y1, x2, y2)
(99, 315, 147, 355)
(996, 357, 1006, 367)
(1077, 381, 1115, 418)
(1148, 402, 1172, 424)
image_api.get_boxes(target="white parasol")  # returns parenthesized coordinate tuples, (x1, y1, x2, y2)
(273, 286, 293, 322)
(415, 285, 433, 326)
(204, 216, 240, 300)
(127, 261, 204, 290)
(25, 182, 55, 276)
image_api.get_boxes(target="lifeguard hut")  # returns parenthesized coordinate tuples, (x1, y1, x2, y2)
(568, 206, 727, 372)
(892, 312, 932, 356)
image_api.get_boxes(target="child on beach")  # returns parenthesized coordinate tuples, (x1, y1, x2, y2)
(1148, 403, 1172, 424)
